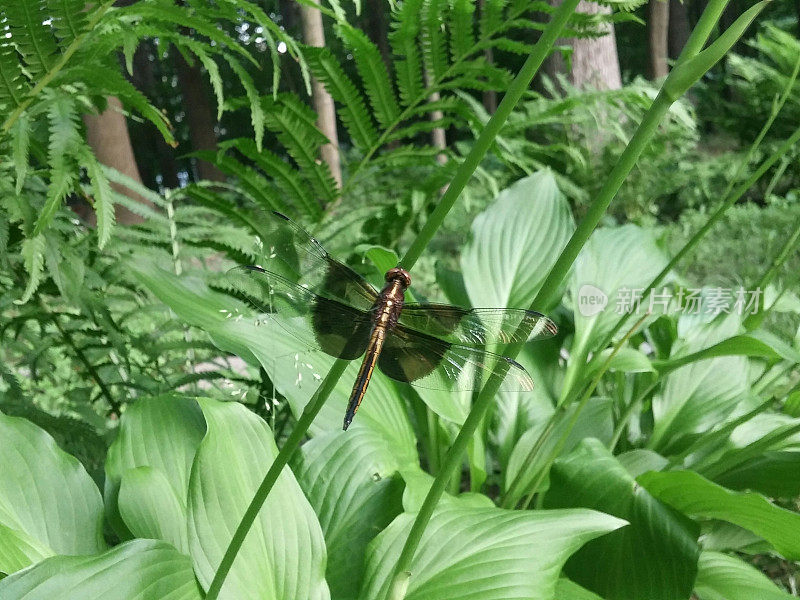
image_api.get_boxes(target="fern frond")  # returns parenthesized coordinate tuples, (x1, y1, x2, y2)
(83, 151, 115, 249)
(229, 138, 321, 220)
(0, 35, 27, 110)
(45, 0, 88, 45)
(194, 149, 290, 215)
(385, 117, 458, 143)
(449, 0, 475, 61)
(478, 0, 507, 38)
(18, 233, 45, 304)
(263, 99, 339, 206)
(3, 0, 58, 78)
(223, 52, 265, 151)
(389, 0, 424, 107)
(421, 0, 449, 79)
(336, 24, 400, 128)
(11, 114, 29, 193)
(305, 46, 379, 150)
(34, 94, 80, 236)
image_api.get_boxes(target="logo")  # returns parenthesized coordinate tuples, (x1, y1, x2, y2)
(577, 284, 608, 317)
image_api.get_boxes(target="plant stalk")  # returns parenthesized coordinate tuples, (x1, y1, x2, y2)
(204, 358, 348, 600)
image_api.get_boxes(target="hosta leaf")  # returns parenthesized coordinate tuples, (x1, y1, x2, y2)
(543, 439, 700, 600)
(694, 551, 796, 600)
(0, 410, 105, 576)
(639, 470, 800, 559)
(187, 398, 329, 599)
(650, 312, 749, 454)
(715, 451, 800, 498)
(360, 504, 625, 600)
(461, 170, 575, 310)
(293, 428, 406, 599)
(0, 539, 203, 600)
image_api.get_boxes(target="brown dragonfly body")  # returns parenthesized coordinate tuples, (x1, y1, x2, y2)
(344, 268, 411, 429)
(227, 212, 557, 432)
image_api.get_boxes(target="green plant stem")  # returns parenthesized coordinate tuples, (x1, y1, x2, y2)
(516, 314, 649, 510)
(608, 379, 659, 451)
(1, 1, 115, 134)
(204, 358, 348, 600)
(579, 53, 800, 383)
(398, 0, 579, 270)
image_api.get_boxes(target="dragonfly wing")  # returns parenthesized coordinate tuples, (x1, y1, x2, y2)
(397, 305, 557, 347)
(377, 324, 535, 392)
(227, 265, 372, 360)
(255, 211, 378, 311)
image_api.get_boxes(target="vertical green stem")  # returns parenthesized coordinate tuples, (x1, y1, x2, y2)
(204, 358, 348, 600)
(399, 0, 580, 271)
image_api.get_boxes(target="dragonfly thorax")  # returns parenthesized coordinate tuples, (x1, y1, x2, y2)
(385, 267, 411, 289)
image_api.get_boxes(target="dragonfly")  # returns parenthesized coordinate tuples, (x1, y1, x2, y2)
(227, 212, 558, 430)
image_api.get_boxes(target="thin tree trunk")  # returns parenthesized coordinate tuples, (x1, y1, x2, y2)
(300, 4, 343, 189)
(83, 97, 154, 225)
(569, 0, 622, 90)
(668, 0, 691, 60)
(174, 47, 226, 182)
(648, 0, 670, 79)
(365, 0, 392, 72)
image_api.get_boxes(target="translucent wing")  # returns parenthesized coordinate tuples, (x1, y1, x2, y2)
(378, 324, 535, 392)
(255, 211, 378, 311)
(397, 304, 558, 347)
(227, 265, 372, 360)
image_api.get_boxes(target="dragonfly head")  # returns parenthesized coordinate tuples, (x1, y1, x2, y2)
(385, 267, 411, 289)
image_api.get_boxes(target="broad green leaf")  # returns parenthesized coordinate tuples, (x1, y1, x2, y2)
(650, 312, 749, 454)
(187, 398, 329, 600)
(616, 449, 669, 478)
(360, 504, 625, 600)
(132, 263, 417, 453)
(104, 395, 206, 541)
(461, 170, 575, 310)
(293, 428, 406, 600)
(715, 451, 800, 498)
(584, 347, 655, 377)
(694, 551, 795, 600)
(0, 411, 105, 575)
(504, 398, 613, 505)
(639, 470, 800, 559)
(555, 578, 605, 600)
(118, 466, 190, 554)
(0, 539, 203, 599)
(568, 225, 669, 361)
(543, 439, 699, 600)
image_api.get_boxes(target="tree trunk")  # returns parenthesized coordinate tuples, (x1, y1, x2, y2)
(365, 0, 392, 72)
(300, 4, 343, 189)
(668, 0, 691, 60)
(648, 0, 670, 79)
(173, 47, 226, 182)
(569, 0, 622, 90)
(83, 97, 154, 225)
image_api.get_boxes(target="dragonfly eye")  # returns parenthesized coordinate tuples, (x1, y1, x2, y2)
(385, 267, 411, 288)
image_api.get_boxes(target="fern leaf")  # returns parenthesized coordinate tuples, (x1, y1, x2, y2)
(421, 0, 449, 79)
(273, 93, 325, 138)
(0, 37, 27, 110)
(263, 99, 339, 205)
(179, 40, 224, 120)
(83, 152, 115, 249)
(389, 0, 424, 107)
(11, 113, 29, 193)
(230, 138, 321, 220)
(223, 52, 265, 151)
(479, 0, 507, 38)
(385, 117, 458, 143)
(45, 0, 88, 46)
(305, 46, 378, 150)
(34, 95, 80, 236)
(18, 233, 45, 304)
(3, 0, 58, 77)
(449, 0, 475, 61)
(336, 24, 400, 128)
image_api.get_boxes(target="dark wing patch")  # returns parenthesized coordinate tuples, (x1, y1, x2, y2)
(378, 324, 535, 392)
(227, 265, 371, 360)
